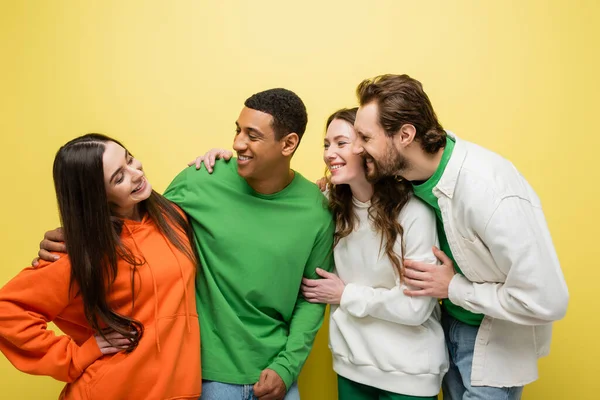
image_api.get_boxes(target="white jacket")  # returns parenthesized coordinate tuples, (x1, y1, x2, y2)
(329, 196, 448, 397)
(441, 133, 569, 387)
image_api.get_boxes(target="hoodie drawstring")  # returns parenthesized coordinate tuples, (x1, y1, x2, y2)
(124, 223, 161, 353)
(124, 220, 193, 353)
(163, 239, 191, 334)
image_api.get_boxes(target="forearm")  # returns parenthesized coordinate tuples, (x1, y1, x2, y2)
(0, 301, 102, 381)
(267, 298, 326, 389)
(340, 283, 437, 326)
(448, 274, 568, 325)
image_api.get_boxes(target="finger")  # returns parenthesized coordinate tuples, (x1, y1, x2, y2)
(101, 346, 126, 355)
(101, 332, 122, 340)
(315, 268, 336, 279)
(32, 257, 40, 267)
(403, 260, 432, 273)
(207, 153, 216, 173)
(253, 373, 268, 397)
(403, 288, 432, 297)
(302, 278, 319, 287)
(46, 228, 65, 242)
(402, 268, 429, 281)
(317, 177, 327, 191)
(195, 156, 204, 170)
(113, 338, 133, 346)
(103, 331, 130, 339)
(403, 276, 430, 287)
(432, 246, 453, 266)
(259, 373, 283, 400)
(222, 150, 233, 161)
(302, 286, 323, 296)
(40, 238, 66, 253)
(38, 249, 60, 262)
(258, 391, 278, 400)
(305, 296, 324, 303)
(187, 159, 196, 167)
(101, 338, 132, 348)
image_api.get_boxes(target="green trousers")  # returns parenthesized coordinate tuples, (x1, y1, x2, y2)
(337, 375, 438, 400)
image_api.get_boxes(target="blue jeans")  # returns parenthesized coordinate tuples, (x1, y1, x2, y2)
(441, 310, 524, 400)
(201, 380, 300, 400)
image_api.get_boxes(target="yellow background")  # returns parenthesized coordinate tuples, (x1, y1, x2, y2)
(1, 1, 597, 398)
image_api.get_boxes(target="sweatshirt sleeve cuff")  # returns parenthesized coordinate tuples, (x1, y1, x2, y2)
(448, 274, 475, 310)
(73, 336, 103, 374)
(339, 283, 364, 317)
(268, 363, 294, 390)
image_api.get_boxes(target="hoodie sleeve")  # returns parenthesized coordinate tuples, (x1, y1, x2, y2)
(0, 257, 103, 382)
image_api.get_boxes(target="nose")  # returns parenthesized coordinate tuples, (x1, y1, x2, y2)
(352, 141, 364, 156)
(325, 146, 337, 160)
(130, 166, 144, 182)
(232, 134, 247, 152)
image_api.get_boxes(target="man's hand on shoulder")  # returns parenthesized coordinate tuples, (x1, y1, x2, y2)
(187, 148, 233, 174)
(32, 227, 66, 266)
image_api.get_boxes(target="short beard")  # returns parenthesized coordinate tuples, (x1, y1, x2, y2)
(365, 146, 409, 183)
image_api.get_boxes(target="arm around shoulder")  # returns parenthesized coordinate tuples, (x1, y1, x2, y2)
(341, 198, 440, 326)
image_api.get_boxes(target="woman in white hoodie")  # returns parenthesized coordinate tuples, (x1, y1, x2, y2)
(301, 108, 448, 400)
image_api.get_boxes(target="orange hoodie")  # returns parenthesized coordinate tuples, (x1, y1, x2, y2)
(0, 214, 201, 399)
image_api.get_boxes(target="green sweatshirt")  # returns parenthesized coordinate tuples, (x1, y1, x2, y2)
(164, 159, 335, 389)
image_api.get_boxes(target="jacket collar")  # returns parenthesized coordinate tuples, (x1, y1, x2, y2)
(435, 131, 467, 199)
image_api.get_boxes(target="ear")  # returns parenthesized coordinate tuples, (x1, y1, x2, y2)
(393, 124, 416, 148)
(280, 133, 300, 156)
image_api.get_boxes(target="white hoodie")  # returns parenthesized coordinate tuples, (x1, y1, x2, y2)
(329, 195, 448, 397)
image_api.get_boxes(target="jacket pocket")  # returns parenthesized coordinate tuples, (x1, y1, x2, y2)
(457, 234, 505, 282)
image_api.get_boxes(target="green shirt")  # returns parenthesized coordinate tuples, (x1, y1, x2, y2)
(412, 137, 484, 326)
(164, 159, 335, 388)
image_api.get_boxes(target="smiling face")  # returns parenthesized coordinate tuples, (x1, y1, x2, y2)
(323, 118, 367, 185)
(232, 106, 292, 183)
(102, 141, 152, 218)
(353, 102, 410, 182)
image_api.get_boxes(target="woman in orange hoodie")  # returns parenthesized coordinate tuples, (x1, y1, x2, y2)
(0, 134, 201, 399)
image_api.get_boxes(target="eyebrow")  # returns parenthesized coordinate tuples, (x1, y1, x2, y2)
(235, 121, 265, 138)
(109, 149, 128, 184)
(333, 134, 350, 141)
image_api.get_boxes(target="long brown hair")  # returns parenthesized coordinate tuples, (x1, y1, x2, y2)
(53, 133, 197, 351)
(325, 108, 412, 274)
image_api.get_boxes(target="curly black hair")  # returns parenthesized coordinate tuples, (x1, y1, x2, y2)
(244, 88, 308, 141)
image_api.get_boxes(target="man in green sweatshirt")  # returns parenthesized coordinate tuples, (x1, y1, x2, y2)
(165, 88, 335, 400)
(34, 88, 335, 400)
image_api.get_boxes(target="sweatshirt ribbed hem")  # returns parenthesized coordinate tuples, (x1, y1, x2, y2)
(333, 355, 443, 397)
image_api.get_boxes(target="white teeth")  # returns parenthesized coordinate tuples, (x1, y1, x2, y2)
(133, 180, 144, 193)
(330, 165, 344, 170)
(239, 156, 251, 161)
